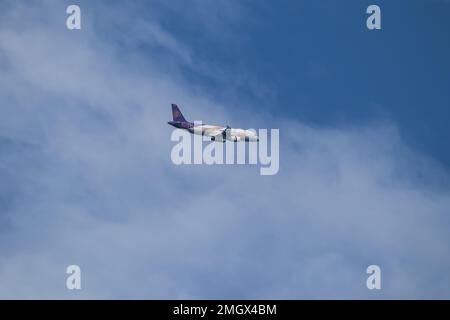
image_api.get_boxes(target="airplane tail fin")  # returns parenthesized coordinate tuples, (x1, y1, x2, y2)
(172, 104, 187, 122)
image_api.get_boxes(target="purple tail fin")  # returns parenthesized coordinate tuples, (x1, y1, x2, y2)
(172, 104, 187, 122)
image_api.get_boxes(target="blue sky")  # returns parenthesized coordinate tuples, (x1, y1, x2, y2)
(159, 0, 450, 165)
(0, 0, 450, 299)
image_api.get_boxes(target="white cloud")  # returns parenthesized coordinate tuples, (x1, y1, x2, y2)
(0, 0, 449, 299)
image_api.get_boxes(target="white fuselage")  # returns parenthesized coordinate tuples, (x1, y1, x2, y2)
(191, 124, 259, 142)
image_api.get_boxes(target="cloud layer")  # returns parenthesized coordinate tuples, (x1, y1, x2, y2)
(0, 1, 449, 299)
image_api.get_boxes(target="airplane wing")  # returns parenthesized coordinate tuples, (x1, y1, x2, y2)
(202, 126, 227, 137)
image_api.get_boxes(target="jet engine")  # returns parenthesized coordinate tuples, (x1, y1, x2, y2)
(211, 136, 226, 143)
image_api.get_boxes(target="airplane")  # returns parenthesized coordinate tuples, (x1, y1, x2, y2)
(168, 104, 259, 142)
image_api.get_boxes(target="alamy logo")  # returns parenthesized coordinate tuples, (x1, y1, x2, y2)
(366, 5, 381, 30)
(66, 265, 82, 290)
(66, 5, 81, 30)
(170, 123, 280, 176)
(366, 265, 381, 290)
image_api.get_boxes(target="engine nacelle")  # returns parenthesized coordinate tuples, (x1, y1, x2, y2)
(211, 136, 226, 142)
